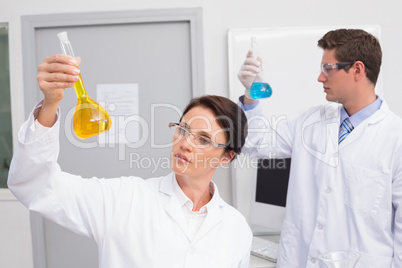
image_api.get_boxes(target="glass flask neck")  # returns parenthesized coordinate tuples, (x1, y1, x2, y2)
(57, 33, 87, 99)
(251, 36, 259, 59)
(74, 74, 88, 100)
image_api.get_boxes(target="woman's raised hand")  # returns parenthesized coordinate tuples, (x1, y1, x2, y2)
(36, 54, 81, 127)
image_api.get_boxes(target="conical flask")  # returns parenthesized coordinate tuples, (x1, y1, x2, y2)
(57, 31, 111, 139)
(249, 36, 272, 100)
(319, 250, 360, 268)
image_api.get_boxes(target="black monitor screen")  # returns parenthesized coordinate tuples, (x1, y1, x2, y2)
(255, 158, 291, 207)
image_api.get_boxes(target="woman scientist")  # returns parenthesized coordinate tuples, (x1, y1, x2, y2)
(8, 54, 252, 268)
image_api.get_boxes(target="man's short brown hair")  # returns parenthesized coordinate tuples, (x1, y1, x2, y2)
(318, 29, 382, 85)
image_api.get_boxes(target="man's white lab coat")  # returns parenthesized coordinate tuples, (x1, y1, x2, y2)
(8, 106, 252, 268)
(242, 100, 402, 267)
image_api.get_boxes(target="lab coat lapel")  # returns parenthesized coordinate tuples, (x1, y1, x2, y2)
(192, 186, 224, 243)
(338, 121, 365, 148)
(307, 103, 339, 167)
(326, 104, 342, 166)
(159, 173, 190, 240)
(339, 102, 387, 149)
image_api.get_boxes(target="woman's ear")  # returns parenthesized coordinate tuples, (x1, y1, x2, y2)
(219, 150, 235, 166)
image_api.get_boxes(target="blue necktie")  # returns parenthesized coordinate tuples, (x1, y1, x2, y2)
(339, 118, 354, 144)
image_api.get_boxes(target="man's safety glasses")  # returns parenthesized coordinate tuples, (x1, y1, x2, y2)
(321, 61, 356, 77)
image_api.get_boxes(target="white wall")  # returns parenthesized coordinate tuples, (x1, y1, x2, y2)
(0, 189, 33, 268)
(2, 0, 402, 266)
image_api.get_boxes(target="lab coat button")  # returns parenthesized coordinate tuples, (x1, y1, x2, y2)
(325, 187, 332, 194)
(317, 224, 323, 230)
(310, 257, 316, 263)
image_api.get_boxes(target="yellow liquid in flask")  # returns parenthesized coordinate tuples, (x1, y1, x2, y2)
(73, 74, 111, 139)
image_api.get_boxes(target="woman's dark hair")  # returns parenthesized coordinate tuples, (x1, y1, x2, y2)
(180, 95, 248, 161)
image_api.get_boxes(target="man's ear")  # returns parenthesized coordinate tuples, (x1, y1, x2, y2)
(354, 61, 365, 80)
(220, 150, 235, 166)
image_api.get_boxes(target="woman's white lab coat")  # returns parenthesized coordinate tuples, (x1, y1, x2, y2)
(7, 106, 252, 268)
(242, 100, 402, 268)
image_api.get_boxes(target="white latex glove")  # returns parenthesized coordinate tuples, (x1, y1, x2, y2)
(237, 49, 262, 99)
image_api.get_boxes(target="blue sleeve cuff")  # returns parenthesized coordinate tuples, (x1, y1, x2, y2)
(238, 95, 260, 111)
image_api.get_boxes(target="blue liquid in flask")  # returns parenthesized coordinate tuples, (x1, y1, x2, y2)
(250, 82, 272, 99)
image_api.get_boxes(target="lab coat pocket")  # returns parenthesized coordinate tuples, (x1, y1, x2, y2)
(344, 164, 386, 215)
(354, 250, 392, 268)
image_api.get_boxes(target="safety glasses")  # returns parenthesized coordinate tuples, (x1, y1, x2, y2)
(321, 61, 356, 76)
(168, 123, 229, 149)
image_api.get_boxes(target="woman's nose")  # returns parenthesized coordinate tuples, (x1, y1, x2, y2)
(180, 134, 194, 150)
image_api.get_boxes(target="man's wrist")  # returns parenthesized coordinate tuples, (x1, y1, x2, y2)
(239, 96, 259, 111)
(242, 93, 257, 105)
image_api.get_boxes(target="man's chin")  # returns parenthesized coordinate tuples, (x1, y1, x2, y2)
(325, 94, 338, 103)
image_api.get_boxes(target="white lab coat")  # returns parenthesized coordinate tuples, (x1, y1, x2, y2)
(8, 105, 252, 268)
(242, 100, 402, 268)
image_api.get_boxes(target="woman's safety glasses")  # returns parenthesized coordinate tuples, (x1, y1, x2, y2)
(168, 123, 229, 149)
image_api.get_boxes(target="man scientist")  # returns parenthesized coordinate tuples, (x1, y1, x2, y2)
(237, 28, 402, 267)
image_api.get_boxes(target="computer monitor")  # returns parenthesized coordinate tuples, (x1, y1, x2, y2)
(249, 158, 291, 235)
